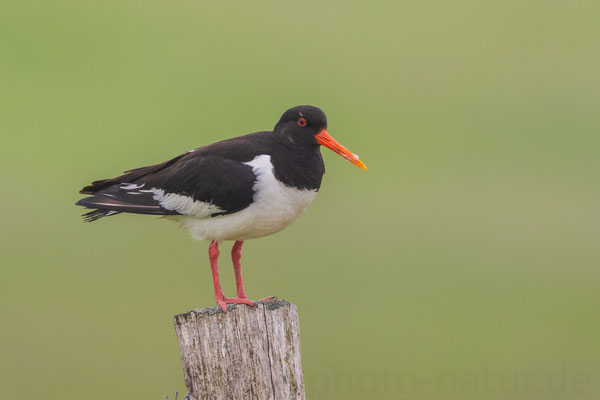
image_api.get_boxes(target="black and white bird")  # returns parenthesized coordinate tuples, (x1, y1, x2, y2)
(76, 105, 366, 311)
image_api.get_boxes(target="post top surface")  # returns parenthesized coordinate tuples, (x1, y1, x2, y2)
(174, 298, 292, 321)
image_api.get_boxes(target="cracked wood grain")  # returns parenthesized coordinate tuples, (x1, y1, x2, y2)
(174, 299, 305, 400)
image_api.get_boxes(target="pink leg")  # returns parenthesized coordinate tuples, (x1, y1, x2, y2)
(208, 241, 227, 311)
(232, 241, 274, 302)
(231, 241, 250, 300)
(208, 241, 254, 312)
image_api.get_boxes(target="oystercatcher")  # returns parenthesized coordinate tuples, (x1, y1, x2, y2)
(76, 105, 366, 311)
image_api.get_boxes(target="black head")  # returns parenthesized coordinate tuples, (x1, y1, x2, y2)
(273, 105, 328, 146)
(273, 105, 367, 170)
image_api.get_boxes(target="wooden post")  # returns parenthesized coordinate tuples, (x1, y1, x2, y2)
(174, 299, 305, 400)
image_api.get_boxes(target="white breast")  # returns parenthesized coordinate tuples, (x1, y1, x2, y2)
(171, 155, 318, 242)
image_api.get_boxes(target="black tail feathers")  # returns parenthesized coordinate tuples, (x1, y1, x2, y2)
(81, 208, 121, 222)
(76, 197, 121, 222)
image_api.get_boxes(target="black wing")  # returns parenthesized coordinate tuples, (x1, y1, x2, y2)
(75, 136, 266, 222)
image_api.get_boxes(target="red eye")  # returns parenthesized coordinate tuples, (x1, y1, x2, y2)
(297, 117, 307, 127)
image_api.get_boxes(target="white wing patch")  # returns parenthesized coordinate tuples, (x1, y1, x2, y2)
(120, 183, 145, 190)
(148, 188, 224, 217)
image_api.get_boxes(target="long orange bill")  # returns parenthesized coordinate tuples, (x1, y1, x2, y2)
(315, 129, 367, 170)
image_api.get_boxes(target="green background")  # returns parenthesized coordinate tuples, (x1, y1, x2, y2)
(1, 1, 598, 399)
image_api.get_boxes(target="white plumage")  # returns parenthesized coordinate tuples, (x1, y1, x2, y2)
(151, 188, 225, 217)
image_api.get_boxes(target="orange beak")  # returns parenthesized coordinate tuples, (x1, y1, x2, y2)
(315, 129, 367, 170)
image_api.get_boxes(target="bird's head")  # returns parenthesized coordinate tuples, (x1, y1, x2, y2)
(274, 105, 367, 170)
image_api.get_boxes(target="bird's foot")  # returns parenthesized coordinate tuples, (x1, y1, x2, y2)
(216, 296, 255, 312)
(215, 296, 278, 312)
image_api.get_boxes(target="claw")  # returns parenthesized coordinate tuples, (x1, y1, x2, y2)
(216, 297, 255, 312)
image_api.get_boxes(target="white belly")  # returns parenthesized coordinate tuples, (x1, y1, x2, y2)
(168, 155, 318, 242)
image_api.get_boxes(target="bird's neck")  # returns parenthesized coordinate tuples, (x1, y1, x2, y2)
(270, 143, 325, 191)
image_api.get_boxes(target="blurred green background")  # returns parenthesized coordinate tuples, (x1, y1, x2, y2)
(1, 1, 598, 399)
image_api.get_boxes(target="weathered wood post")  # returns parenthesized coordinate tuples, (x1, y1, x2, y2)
(174, 299, 305, 400)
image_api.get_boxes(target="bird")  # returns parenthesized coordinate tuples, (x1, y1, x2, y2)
(76, 105, 367, 311)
